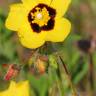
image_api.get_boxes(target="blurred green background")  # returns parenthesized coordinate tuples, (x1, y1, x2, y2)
(0, 0, 96, 96)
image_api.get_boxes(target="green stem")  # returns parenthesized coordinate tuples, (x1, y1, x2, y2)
(88, 53, 94, 96)
(57, 55, 78, 96)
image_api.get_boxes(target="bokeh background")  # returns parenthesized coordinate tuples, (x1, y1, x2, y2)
(0, 0, 96, 96)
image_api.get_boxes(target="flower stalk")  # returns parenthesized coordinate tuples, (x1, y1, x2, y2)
(88, 53, 94, 96)
(56, 55, 78, 96)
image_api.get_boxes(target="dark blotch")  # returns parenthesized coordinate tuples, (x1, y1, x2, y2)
(42, 19, 55, 31)
(31, 23, 41, 33)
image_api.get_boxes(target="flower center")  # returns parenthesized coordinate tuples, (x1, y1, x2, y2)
(31, 7, 51, 27)
(37, 13, 42, 19)
(28, 4, 56, 33)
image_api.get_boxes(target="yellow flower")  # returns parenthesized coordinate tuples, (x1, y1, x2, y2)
(0, 81, 29, 96)
(5, 0, 71, 49)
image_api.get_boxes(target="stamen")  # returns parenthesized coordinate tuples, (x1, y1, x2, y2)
(37, 13, 43, 19)
(31, 7, 50, 27)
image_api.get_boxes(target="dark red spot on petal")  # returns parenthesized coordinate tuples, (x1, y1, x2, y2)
(31, 23, 41, 33)
(42, 19, 55, 31)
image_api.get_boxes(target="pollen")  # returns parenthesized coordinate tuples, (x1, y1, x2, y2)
(31, 7, 50, 27)
(37, 13, 43, 19)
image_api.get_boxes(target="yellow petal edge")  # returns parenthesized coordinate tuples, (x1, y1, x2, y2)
(0, 81, 30, 96)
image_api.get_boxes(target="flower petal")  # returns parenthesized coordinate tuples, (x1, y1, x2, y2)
(9, 81, 16, 89)
(5, 4, 28, 31)
(17, 19, 47, 49)
(38, 0, 51, 5)
(21, 0, 38, 10)
(50, 0, 71, 18)
(0, 81, 29, 96)
(0, 90, 9, 96)
(21, 0, 51, 10)
(16, 81, 29, 96)
(0, 81, 16, 96)
(46, 18, 71, 42)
